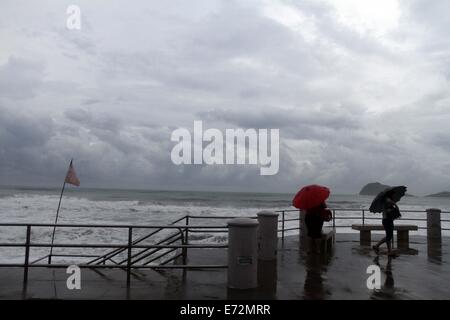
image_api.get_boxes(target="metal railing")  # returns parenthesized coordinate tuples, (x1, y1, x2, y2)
(275, 208, 450, 240)
(0, 220, 229, 287)
(1, 208, 449, 287)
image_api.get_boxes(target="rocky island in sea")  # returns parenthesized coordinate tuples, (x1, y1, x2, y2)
(359, 182, 415, 197)
(426, 191, 450, 198)
(359, 182, 391, 196)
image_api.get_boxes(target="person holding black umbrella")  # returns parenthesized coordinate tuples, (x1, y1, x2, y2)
(370, 186, 406, 256)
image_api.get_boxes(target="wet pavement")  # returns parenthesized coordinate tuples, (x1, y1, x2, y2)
(1, 233, 449, 299)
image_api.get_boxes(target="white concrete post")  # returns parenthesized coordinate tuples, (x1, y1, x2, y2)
(227, 218, 259, 289)
(257, 211, 279, 261)
(427, 208, 442, 242)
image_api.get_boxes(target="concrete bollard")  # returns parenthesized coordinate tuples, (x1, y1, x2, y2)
(427, 208, 442, 242)
(427, 208, 442, 262)
(227, 218, 259, 289)
(257, 211, 279, 261)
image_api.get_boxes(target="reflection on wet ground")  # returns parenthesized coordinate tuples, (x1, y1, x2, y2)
(0, 234, 449, 299)
(276, 234, 449, 300)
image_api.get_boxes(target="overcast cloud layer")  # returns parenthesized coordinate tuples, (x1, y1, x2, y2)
(1, 0, 450, 195)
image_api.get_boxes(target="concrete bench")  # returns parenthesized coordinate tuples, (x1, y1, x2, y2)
(320, 227, 336, 254)
(352, 224, 418, 248)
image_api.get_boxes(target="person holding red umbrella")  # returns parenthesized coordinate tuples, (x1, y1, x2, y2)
(293, 185, 332, 254)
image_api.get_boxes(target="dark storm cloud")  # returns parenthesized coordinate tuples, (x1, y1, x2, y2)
(0, 106, 53, 149)
(0, 56, 45, 99)
(0, 105, 56, 183)
(1, 0, 450, 195)
(198, 106, 362, 131)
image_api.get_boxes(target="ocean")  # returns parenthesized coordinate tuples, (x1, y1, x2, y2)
(1, 187, 449, 263)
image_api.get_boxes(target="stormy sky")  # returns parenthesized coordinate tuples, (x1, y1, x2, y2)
(1, 0, 450, 195)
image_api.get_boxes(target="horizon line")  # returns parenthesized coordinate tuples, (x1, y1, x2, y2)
(0, 183, 445, 197)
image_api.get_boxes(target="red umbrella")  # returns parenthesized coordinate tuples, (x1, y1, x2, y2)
(292, 184, 330, 210)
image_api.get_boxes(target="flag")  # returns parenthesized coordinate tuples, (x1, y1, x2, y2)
(65, 160, 80, 186)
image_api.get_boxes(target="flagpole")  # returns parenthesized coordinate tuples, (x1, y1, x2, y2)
(48, 160, 71, 264)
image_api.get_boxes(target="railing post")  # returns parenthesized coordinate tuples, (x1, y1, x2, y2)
(48, 229, 52, 264)
(299, 210, 307, 248)
(126, 227, 132, 287)
(281, 211, 285, 245)
(23, 225, 31, 286)
(182, 230, 187, 266)
(362, 209, 365, 226)
(333, 210, 336, 228)
(182, 216, 189, 265)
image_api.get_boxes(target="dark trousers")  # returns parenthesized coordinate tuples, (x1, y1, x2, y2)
(382, 218, 394, 241)
(305, 213, 324, 239)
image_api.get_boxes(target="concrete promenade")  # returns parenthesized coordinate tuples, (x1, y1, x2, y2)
(1, 233, 449, 300)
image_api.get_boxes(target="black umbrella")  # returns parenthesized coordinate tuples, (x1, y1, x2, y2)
(369, 186, 407, 213)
